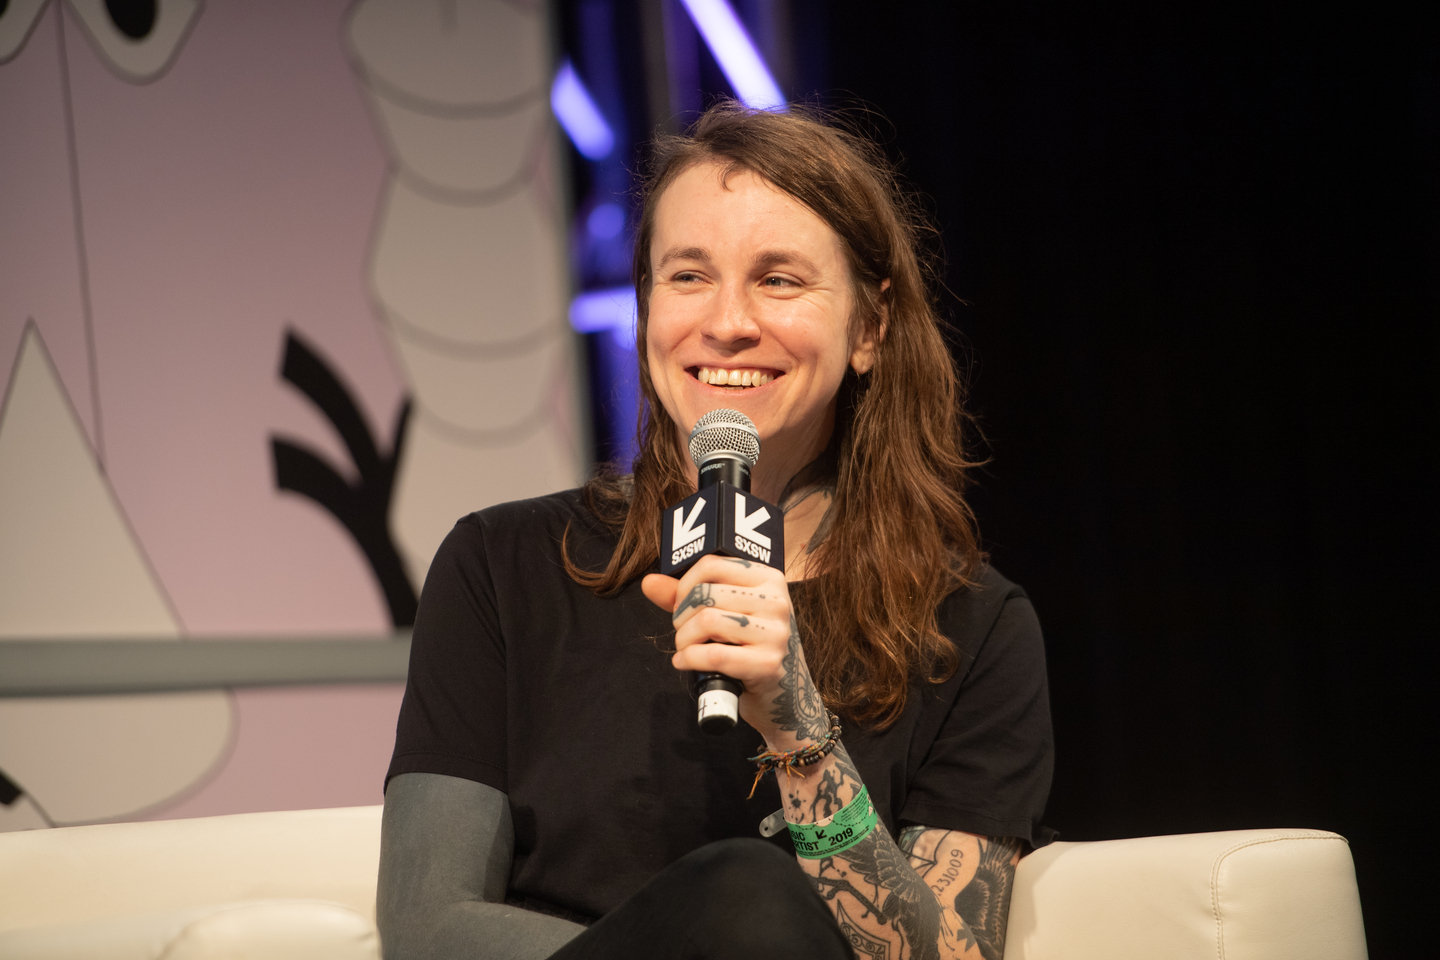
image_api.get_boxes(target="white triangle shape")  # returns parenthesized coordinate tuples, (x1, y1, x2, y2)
(0, 325, 232, 827)
(0, 324, 177, 636)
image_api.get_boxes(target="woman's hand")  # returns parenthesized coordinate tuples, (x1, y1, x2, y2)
(641, 556, 831, 750)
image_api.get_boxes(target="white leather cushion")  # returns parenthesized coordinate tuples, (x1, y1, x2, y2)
(0, 806, 382, 932)
(0, 899, 379, 960)
(1004, 828, 1368, 960)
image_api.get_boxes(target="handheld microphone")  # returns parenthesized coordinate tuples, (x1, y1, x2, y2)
(659, 409, 785, 734)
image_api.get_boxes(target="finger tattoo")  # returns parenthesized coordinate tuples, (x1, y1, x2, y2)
(672, 583, 715, 621)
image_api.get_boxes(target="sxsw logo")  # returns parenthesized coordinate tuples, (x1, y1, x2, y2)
(730, 492, 772, 563)
(670, 497, 709, 566)
(660, 483, 785, 576)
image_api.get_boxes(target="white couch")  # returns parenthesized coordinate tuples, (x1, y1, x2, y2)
(0, 807, 1367, 959)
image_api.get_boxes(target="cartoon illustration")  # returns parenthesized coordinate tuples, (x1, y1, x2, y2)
(346, 0, 582, 587)
(0, 0, 581, 829)
(0, 326, 234, 830)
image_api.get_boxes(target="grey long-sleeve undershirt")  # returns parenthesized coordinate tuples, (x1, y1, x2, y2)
(377, 773, 586, 960)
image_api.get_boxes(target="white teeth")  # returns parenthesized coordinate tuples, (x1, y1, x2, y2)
(695, 367, 772, 387)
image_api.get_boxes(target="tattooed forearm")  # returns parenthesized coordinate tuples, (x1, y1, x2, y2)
(897, 825, 927, 855)
(816, 829, 946, 960)
(788, 746, 1019, 960)
(808, 768, 844, 822)
(671, 583, 714, 621)
(837, 900, 892, 960)
(767, 615, 829, 741)
(950, 837, 1021, 960)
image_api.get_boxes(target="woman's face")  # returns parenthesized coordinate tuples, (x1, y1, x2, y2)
(646, 162, 877, 489)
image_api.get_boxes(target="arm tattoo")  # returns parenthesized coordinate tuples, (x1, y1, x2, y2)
(896, 826, 927, 855)
(952, 837, 1021, 960)
(768, 614, 829, 740)
(808, 768, 844, 822)
(671, 583, 714, 621)
(817, 832, 945, 960)
(799, 745, 1021, 960)
(837, 900, 892, 960)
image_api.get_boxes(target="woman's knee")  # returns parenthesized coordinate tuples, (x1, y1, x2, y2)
(672, 839, 799, 897)
(671, 839, 850, 958)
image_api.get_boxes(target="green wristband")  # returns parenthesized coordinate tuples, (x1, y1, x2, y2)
(787, 785, 878, 859)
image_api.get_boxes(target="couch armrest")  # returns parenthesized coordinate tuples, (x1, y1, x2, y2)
(0, 899, 379, 960)
(0, 806, 382, 932)
(1004, 828, 1367, 960)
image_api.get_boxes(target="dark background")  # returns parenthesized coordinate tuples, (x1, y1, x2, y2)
(821, 5, 1436, 957)
(561, 3, 1437, 955)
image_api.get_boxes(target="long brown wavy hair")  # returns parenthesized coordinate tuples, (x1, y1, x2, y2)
(564, 102, 983, 729)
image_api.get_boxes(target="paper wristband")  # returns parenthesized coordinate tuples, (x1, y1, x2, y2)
(787, 786, 879, 859)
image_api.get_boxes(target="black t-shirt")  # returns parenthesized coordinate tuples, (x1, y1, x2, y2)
(388, 489, 1055, 920)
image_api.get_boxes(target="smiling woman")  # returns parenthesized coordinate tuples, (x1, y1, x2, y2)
(568, 104, 983, 727)
(644, 163, 873, 510)
(380, 102, 1054, 960)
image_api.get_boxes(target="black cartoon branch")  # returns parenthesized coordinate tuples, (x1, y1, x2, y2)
(0, 767, 56, 827)
(270, 328, 417, 627)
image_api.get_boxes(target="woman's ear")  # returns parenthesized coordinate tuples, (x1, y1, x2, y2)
(850, 279, 890, 375)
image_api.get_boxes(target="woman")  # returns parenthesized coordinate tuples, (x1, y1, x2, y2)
(379, 103, 1053, 960)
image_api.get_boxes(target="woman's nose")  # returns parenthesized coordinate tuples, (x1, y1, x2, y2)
(700, 284, 761, 350)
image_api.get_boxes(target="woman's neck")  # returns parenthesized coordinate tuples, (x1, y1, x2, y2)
(779, 480, 836, 581)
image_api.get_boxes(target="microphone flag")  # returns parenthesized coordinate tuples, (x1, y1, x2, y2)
(660, 485, 784, 576)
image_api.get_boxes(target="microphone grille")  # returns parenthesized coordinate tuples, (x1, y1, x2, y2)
(688, 408, 761, 468)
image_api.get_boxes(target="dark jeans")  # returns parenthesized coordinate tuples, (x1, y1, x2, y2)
(547, 838, 854, 960)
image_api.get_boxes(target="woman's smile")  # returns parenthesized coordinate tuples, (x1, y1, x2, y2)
(691, 366, 780, 388)
(645, 162, 876, 498)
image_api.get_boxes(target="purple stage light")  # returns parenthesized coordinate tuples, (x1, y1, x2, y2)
(587, 203, 626, 240)
(570, 287, 637, 347)
(678, 0, 785, 110)
(551, 61, 615, 160)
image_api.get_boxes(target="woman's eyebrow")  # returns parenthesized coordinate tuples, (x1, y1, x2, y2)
(656, 246, 710, 269)
(753, 250, 820, 274)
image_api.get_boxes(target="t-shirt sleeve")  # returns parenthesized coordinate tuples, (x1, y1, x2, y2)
(898, 595, 1056, 847)
(386, 516, 509, 794)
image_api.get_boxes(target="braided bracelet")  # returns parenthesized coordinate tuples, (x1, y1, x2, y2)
(746, 711, 842, 797)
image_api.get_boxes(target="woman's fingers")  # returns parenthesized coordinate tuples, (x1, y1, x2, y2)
(669, 581, 781, 632)
(640, 573, 679, 613)
(665, 555, 788, 630)
(643, 570, 776, 631)
(671, 611, 785, 680)
(646, 556, 794, 706)
(671, 603, 781, 653)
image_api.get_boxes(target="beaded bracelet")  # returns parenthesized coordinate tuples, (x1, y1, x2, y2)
(746, 711, 842, 797)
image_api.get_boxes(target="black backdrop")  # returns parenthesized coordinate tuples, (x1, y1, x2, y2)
(819, 3, 1435, 957)
(561, 1, 1436, 954)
